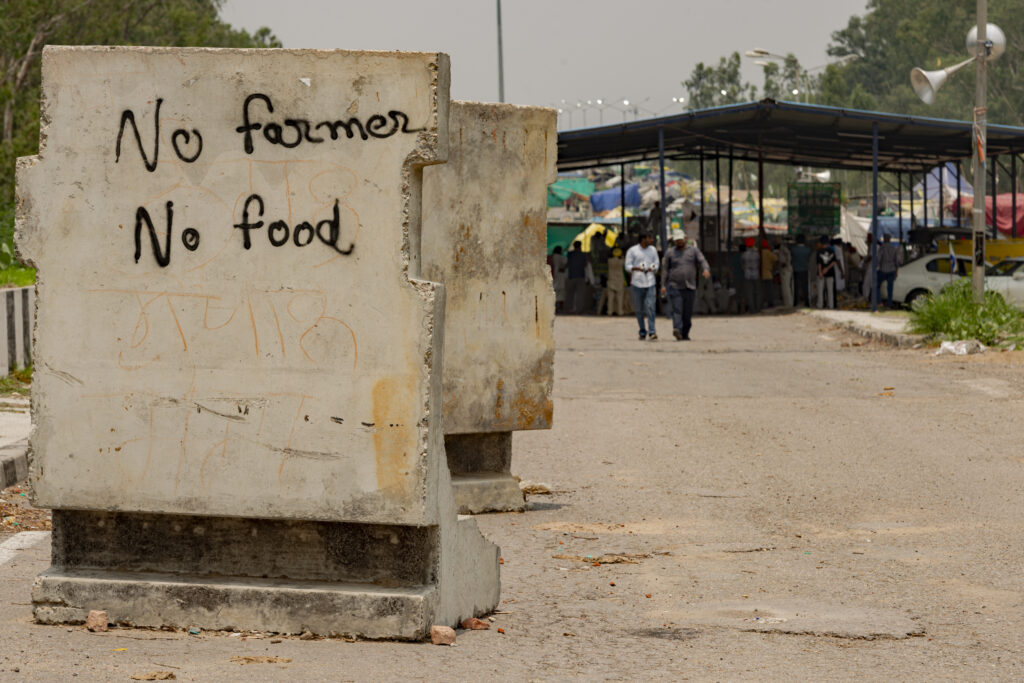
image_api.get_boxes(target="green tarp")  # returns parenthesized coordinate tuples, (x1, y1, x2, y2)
(547, 177, 595, 207)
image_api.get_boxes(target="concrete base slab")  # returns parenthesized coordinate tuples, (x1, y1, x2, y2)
(32, 568, 435, 640)
(451, 473, 525, 514)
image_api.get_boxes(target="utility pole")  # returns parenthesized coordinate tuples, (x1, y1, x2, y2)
(496, 0, 505, 102)
(971, 0, 987, 301)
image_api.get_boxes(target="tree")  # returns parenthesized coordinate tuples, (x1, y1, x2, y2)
(825, 0, 1024, 126)
(683, 52, 757, 109)
(0, 0, 281, 256)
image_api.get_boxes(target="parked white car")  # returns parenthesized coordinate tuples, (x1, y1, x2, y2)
(985, 258, 1024, 307)
(888, 254, 1024, 308)
(889, 253, 977, 306)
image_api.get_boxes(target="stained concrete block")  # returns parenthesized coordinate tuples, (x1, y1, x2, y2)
(16, 46, 498, 639)
(421, 102, 557, 513)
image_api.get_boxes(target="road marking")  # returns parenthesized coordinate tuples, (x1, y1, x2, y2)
(0, 531, 49, 567)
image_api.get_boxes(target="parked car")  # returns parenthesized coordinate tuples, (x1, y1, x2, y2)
(888, 254, 1024, 308)
(889, 253, 978, 306)
(985, 257, 1024, 307)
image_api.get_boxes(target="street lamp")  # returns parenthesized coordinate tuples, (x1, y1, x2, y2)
(910, 7, 1005, 301)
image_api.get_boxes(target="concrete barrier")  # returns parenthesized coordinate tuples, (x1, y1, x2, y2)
(422, 102, 557, 513)
(16, 46, 498, 639)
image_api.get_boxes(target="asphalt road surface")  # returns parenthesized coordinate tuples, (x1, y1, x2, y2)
(2, 313, 1024, 680)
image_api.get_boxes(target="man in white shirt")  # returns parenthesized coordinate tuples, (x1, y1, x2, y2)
(625, 233, 660, 340)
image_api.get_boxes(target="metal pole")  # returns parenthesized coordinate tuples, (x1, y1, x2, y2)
(658, 128, 667, 250)
(1013, 153, 1018, 238)
(757, 148, 765, 244)
(728, 150, 734, 282)
(972, 0, 988, 301)
(871, 122, 880, 312)
(496, 0, 505, 102)
(716, 153, 722, 279)
(923, 166, 928, 229)
(910, 170, 915, 232)
(898, 172, 903, 242)
(700, 149, 706, 248)
(991, 153, 998, 238)
(939, 164, 945, 227)
(957, 162, 963, 228)
(620, 162, 626, 236)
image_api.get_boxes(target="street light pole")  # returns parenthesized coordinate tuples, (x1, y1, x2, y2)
(972, 0, 987, 301)
(496, 0, 505, 103)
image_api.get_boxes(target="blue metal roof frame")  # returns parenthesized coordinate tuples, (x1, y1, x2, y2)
(556, 98, 1024, 173)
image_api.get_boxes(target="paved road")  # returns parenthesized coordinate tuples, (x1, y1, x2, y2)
(2, 314, 1024, 679)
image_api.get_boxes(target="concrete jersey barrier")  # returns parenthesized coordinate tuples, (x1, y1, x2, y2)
(16, 45, 498, 639)
(422, 101, 557, 513)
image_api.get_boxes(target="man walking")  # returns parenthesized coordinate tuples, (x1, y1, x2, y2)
(625, 233, 660, 340)
(876, 234, 902, 308)
(660, 230, 711, 340)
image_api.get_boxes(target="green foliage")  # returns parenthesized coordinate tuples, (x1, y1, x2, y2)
(0, 364, 32, 396)
(0, 0, 281, 268)
(683, 52, 757, 109)
(824, 0, 1024, 125)
(908, 278, 1024, 346)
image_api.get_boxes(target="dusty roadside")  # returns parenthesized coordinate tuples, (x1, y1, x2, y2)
(1, 313, 1023, 680)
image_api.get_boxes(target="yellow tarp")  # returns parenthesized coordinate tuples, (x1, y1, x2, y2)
(573, 223, 620, 252)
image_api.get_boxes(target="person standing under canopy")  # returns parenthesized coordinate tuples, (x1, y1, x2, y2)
(660, 229, 711, 341)
(876, 234, 903, 308)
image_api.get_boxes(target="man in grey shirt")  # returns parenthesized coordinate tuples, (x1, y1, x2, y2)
(660, 229, 711, 340)
(876, 234, 903, 308)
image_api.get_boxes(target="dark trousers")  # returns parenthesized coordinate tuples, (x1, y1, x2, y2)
(793, 271, 809, 306)
(877, 271, 896, 307)
(565, 278, 586, 313)
(742, 278, 761, 313)
(761, 278, 775, 308)
(668, 287, 696, 338)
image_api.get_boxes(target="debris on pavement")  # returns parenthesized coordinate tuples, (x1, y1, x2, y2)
(0, 483, 51, 531)
(430, 625, 456, 645)
(552, 552, 653, 565)
(936, 340, 986, 356)
(230, 656, 292, 665)
(85, 610, 108, 632)
(460, 617, 490, 630)
(519, 481, 553, 495)
(130, 673, 176, 681)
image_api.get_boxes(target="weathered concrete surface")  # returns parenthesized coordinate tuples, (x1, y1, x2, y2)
(421, 102, 555, 513)
(445, 432, 523, 513)
(16, 46, 498, 638)
(422, 101, 556, 436)
(5, 314, 1024, 677)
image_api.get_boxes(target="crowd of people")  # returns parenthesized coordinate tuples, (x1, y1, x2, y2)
(548, 223, 906, 341)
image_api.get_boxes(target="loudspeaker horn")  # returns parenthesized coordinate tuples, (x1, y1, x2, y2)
(910, 57, 974, 105)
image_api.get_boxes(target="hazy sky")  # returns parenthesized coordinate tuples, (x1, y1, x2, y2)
(221, 0, 867, 128)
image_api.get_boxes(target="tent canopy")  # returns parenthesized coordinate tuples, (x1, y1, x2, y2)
(590, 183, 641, 212)
(913, 161, 974, 199)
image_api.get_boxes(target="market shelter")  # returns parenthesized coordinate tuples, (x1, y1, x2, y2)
(556, 98, 1024, 249)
